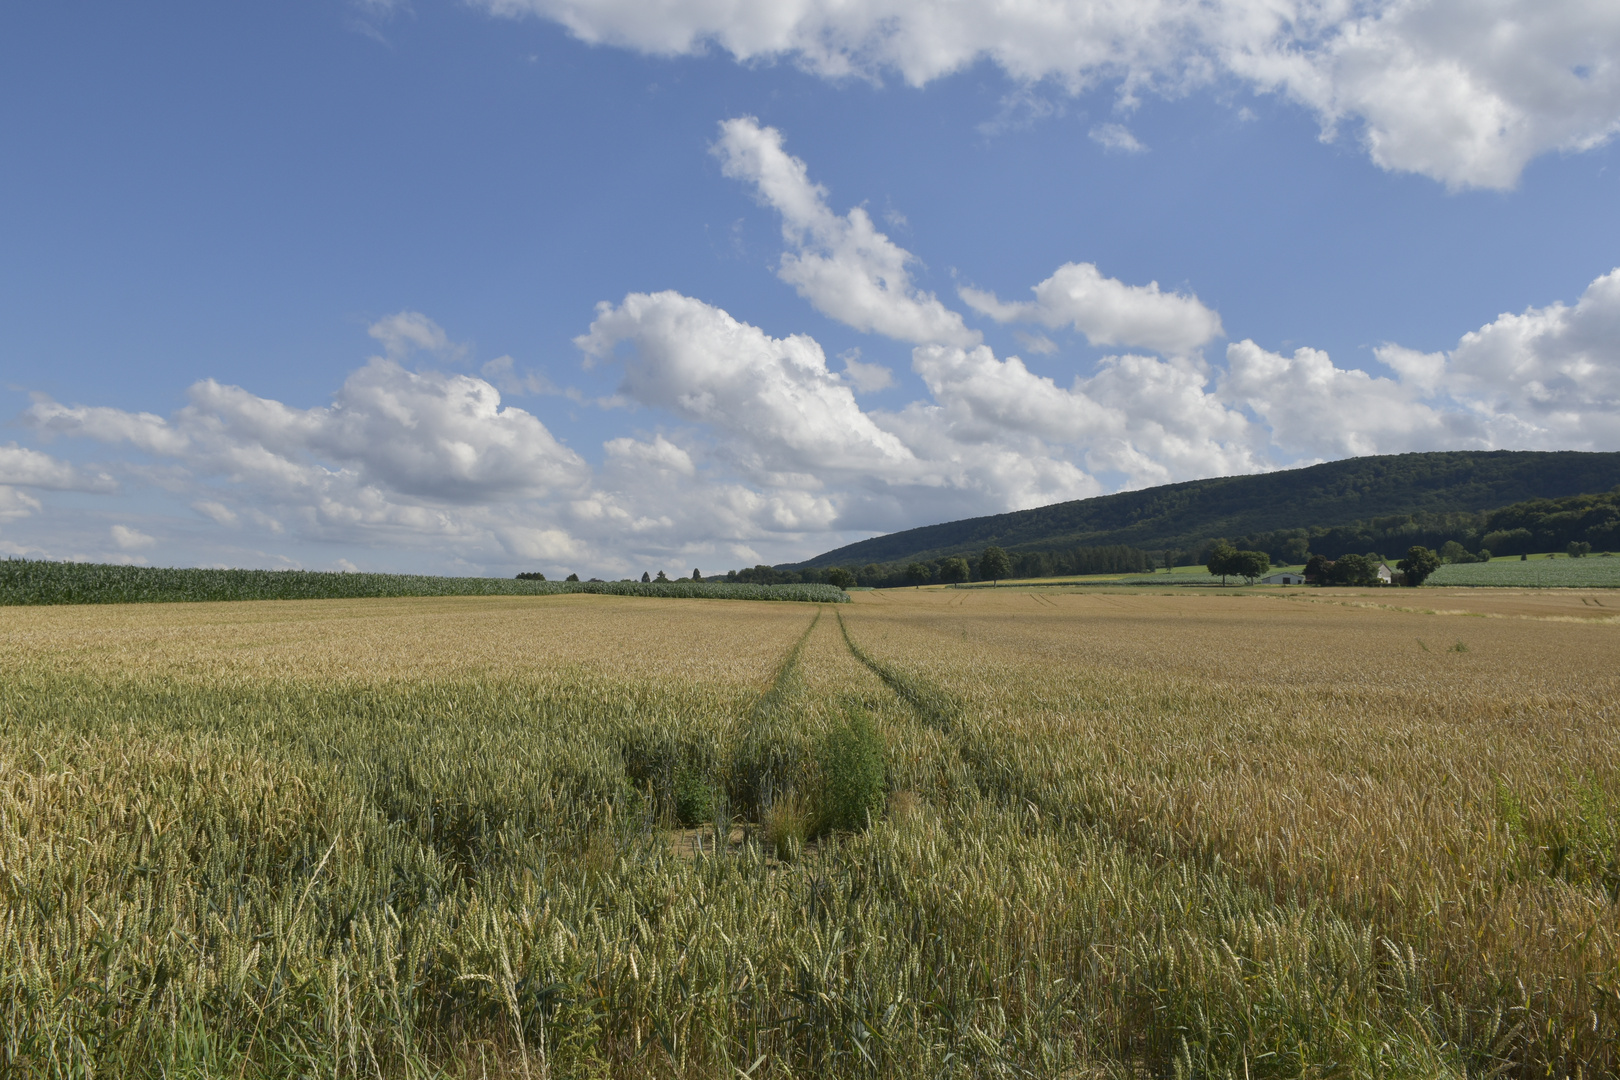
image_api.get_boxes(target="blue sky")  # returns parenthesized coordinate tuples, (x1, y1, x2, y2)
(3, 0, 1618, 577)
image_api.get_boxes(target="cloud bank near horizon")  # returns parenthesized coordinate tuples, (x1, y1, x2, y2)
(4, 118, 1617, 575)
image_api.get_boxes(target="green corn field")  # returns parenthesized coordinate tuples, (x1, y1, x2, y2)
(0, 559, 848, 606)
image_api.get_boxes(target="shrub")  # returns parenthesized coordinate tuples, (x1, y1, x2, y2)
(674, 763, 715, 826)
(817, 707, 886, 834)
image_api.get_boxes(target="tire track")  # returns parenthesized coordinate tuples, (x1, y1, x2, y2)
(750, 606, 822, 721)
(728, 606, 824, 815)
(834, 608, 959, 734)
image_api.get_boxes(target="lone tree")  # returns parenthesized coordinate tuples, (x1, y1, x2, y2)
(905, 562, 931, 587)
(827, 567, 856, 590)
(1568, 540, 1592, 558)
(641, 571, 651, 583)
(1398, 545, 1441, 585)
(938, 557, 970, 584)
(654, 570, 669, 582)
(691, 567, 703, 581)
(1206, 542, 1239, 585)
(978, 546, 1012, 584)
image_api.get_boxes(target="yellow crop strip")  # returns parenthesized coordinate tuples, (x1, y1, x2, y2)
(2, 589, 1615, 1077)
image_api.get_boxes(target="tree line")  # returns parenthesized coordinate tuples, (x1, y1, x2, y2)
(724, 543, 1149, 589)
(1217, 486, 1620, 564)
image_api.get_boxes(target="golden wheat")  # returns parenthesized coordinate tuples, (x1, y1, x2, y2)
(1, 588, 1614, 1078)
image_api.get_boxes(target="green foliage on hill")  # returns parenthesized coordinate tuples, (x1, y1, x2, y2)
(792, 451, 1620, 571)
(0, 560, 848, 606)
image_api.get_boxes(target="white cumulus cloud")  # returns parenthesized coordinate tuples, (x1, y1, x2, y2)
(1089, 122, 1146, 153)
(1422, 268, 1620, 447)
(111, 524, 156, 550)
(477, 0, 1620, 190)
(840, 350, 896, 393)
(32, 358, 588, 506)
(368, 310, 460, 359)
(0, 487, 44, 522)
(577, 289, 920, 478)
(0, 443, 117, 493)
(713, 117, 980, 347)
(961, 261, 1223, 355)
(1222, 339, 1482, 459)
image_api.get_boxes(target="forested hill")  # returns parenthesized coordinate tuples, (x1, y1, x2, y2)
(791, 451, 1620, 569)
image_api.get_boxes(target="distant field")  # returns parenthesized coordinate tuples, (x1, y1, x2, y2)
(967, 556, 1620, 590)
(3, 590, 1615, 1078)
(0, 558, 846, 605)
(1428, 555, 1620, 587)
(956, 563, 1301, 588)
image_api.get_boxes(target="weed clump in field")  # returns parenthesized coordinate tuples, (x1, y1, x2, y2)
(674, 762, 715, 826)
(1497, 776, 1620, 899)
(761, 791, 809, 859)
(816, 706, 886, 835)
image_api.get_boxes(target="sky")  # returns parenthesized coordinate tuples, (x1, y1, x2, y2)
(2, 0, 1618, 579)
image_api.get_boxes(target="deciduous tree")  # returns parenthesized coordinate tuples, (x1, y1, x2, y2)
(1328, 553, 1377, 586)
(1206, 542, 1239, 585)
(978, 546, 1011, 584)
(1398, 545, 1441, 585)
(1232, 550, 1270, 583)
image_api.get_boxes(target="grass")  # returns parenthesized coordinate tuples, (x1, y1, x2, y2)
(1, 590, 1616, 1077)
(0, 558, 847, 605)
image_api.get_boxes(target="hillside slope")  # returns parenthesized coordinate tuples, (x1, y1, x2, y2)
(792, 451, 1620, 568)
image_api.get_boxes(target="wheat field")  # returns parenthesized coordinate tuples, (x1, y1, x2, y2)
(2, 588, 1615, 1078)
